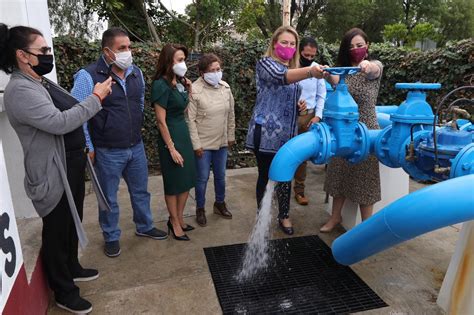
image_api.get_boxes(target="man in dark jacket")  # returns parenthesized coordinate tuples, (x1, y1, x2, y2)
(72, 28, 167, 258)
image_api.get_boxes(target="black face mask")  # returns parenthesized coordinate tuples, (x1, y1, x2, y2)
(300, 56, 314, 67)
(26, 51, 54, 76)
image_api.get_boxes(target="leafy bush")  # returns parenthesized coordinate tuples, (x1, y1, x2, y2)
(53, 36, 474, 169)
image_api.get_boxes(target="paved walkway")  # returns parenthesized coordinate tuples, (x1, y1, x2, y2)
(20, 165, 458, 314)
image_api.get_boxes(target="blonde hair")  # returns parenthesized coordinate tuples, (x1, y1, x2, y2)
(265, 26, 300, 69)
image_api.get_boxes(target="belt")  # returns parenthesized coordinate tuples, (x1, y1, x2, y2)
(299, 108, 315, 116)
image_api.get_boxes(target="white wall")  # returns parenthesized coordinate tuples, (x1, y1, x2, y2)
(0, 0, 57, 218)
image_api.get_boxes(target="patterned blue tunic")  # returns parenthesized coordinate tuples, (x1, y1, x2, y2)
(246, 57, 300, 153)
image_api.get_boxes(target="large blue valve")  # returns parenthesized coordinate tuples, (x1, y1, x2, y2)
(269, 67, 370, 181)
(322, 67, 369, 163)
(373, 83, 441, 178)
(268, 79, 473, 266)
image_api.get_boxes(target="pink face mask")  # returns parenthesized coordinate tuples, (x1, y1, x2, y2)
(274, 43, 296, 61)
(350, 46, 368, 64)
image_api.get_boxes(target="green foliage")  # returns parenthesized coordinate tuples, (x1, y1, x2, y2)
(50, 0, 473, 50)
(438, 0, 474, 44)
(383, 23, 409, 46)
(84, 0, 155, 42)
(318, 0, 377, 43)
(53, 36, 474, 168)
(408, 22, 437, 44)
(47, 0, 103, 38)
(368, 40, 474, 107)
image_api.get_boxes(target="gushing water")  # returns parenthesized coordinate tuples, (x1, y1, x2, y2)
(236, 181, 276, 282)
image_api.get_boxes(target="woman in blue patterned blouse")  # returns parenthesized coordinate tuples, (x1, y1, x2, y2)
(246, 26, 325, 235)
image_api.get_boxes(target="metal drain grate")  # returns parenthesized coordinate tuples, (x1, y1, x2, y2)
(204, 235, 388, 314)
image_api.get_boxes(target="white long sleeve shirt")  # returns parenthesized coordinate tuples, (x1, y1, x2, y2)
(298, 62, 327, 118)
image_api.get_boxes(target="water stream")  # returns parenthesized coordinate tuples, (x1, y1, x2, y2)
(236, 180, 276, 282)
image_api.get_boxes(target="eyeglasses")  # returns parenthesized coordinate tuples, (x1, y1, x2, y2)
(24, 46, 52, 55)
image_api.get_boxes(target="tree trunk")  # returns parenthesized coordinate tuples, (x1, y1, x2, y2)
(143, 0, 162, 45)
(282, 0, 291, 26)
(403, 0, 411, 29)
(256, 17, 269, 38)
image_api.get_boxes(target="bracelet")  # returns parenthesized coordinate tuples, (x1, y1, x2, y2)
(92, 92, 103, 103)
(307, 69, 313, 78)
(165, 140, 175, 150)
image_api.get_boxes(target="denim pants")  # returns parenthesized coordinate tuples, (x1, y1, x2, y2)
(195, 147, 228, 209)
(95, 141, 154, 242)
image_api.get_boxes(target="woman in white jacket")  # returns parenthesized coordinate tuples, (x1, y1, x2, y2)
(187, 53, 236, 227)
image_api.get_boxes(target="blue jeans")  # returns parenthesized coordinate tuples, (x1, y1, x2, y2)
(195, 148, 228, 209)
(95, 142, 154, 242)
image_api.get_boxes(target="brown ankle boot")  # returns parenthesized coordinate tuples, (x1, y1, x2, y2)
(213, 202, 232, 219)
(295, 193, 309, 205)
(196, 208, 207, 226)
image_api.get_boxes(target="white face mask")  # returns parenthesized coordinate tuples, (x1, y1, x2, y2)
(172, 61, 187, 77)
(203, 71, 222, 87)
(109, 48, 133, 70)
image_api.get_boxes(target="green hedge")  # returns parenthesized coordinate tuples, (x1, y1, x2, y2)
(53, 36, 473, 168)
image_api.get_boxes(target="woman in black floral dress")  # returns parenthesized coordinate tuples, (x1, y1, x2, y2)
(322, 28, 383, 233)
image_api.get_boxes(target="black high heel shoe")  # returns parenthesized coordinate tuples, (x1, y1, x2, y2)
(167, 220, 190, 241)
(278, 218, 294, 235)
(182, 224, 195, 232)
(168, 217, 195, 232)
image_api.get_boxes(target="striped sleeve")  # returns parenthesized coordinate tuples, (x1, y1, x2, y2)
(71, 69, 95, 152)
(137, 67, 145, 112)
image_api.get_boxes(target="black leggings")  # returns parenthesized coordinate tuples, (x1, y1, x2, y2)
(41, 150, 86, 303)
(253, 124, 291, 219)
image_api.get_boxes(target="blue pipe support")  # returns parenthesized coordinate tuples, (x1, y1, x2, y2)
(332, 174, 474, 265)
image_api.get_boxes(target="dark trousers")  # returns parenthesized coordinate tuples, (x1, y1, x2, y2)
(41, 150, 86, 302)
(253, 124, 291, 219)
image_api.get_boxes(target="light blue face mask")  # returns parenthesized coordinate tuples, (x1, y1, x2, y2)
(203, 71, 223, 87)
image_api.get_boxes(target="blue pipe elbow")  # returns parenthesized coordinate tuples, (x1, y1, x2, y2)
(269, 128, 324, 182)
(332, 174, 474, 265)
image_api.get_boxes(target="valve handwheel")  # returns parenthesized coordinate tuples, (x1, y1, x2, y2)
(323, 67, 360, 76)
(395, 83, 441, 90)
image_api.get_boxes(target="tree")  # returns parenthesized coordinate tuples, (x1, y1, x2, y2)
(234, 0, 281, 39)
(438, 0, 474, 44)
(154, 0, 243, 51)
(48, 0, 103, 39)
(317, 0, 371, 43)
(292, 0, 328, 35)
(401, 0, 443, 30)
(383, 23, 409, 46)
(84, 0, 162, 44)
(408, 22, 437, 44)
(360, 0, 402, 42)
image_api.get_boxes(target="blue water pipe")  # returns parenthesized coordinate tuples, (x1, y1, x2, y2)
(268, 68, 474, 265)
(332, 174, 474, 265)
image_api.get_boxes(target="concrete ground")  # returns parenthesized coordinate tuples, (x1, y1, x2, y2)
(18, 165, 460, 314)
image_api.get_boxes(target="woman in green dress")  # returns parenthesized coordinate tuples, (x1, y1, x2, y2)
(151, 43, 196, 241)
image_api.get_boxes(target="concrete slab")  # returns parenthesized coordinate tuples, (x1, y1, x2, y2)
(15, 164, 458, 314)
